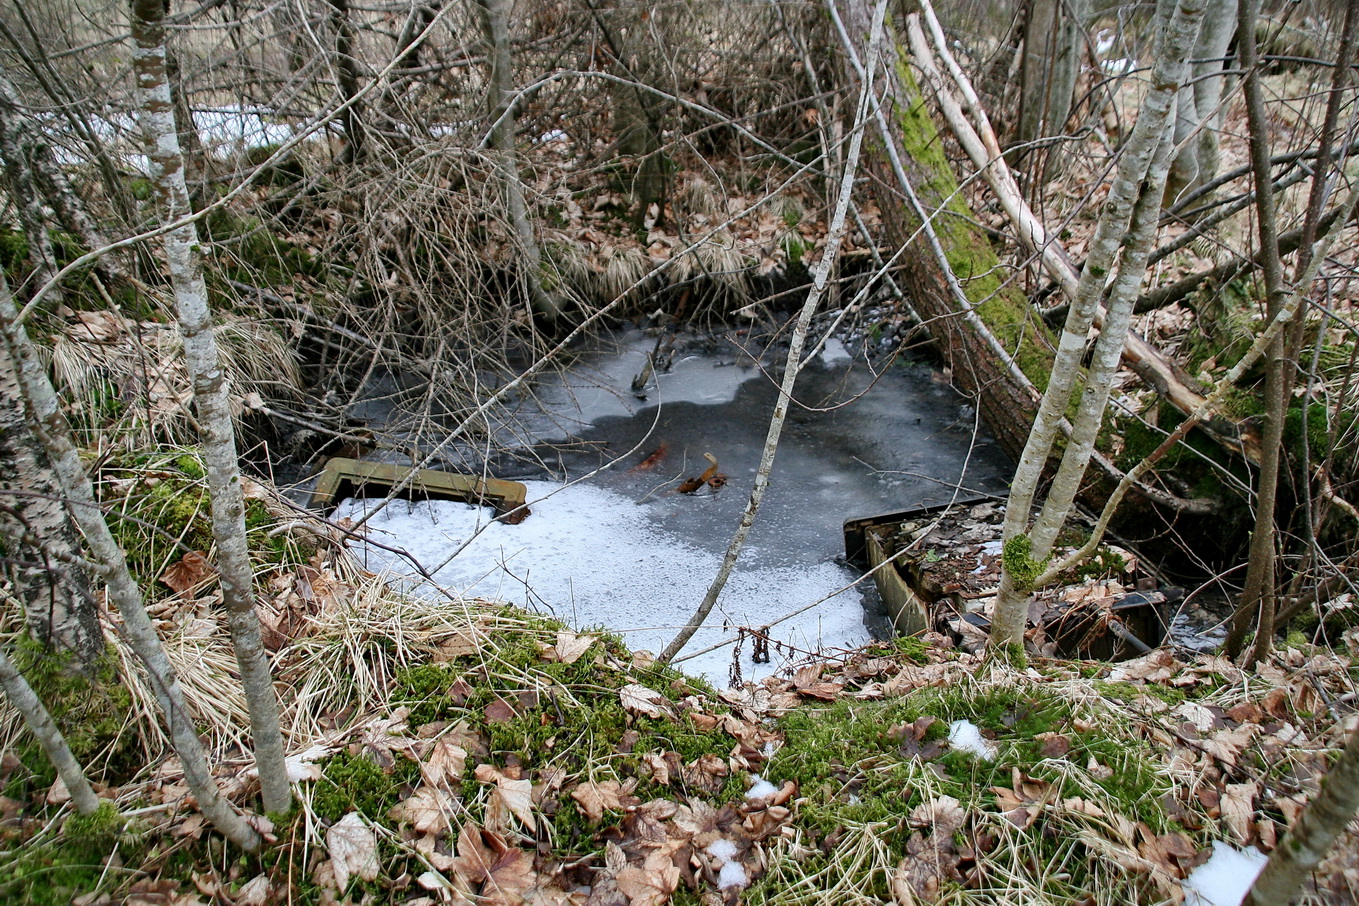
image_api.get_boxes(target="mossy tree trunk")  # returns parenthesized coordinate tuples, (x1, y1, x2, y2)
(841, 1, 1054, 465)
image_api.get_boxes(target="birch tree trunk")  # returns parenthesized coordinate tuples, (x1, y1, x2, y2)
(0, 644, 102, 816)
(989, 0, 1209, 652)
(129, 0, 291, 816)
(0, 339, 102, 667)
(0, 271, 260, 850)
(1165, 0, 1237, 206)
(477, 0, 557, 320)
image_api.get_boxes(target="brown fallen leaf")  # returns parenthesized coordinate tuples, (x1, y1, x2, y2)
(543, 630, 596, 665)
(389, 785, 458, 836)
(570, 779, 637, 822)
(421, 737, 469, 788)
(475, 764, 536, 832)
(620, 683, 673, 719)
(631, 443, 669, 471)
(677, 452, 726, 494)
(161, 551, 215, 594)
(449, 823, 534, 906)
(327, 813, 380, 892)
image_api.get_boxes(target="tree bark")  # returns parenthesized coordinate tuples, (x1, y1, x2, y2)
(0, 270, 260, 850)
(1224, 0, 1286, 665)
(478, 0, 557, 321)
(1164, 0, 1237, 206)
(1014, 0, 1090, 180)
(1243, 720, 1359, 905)
(129, 0, 291, 816)
(990, 0, 1208, 650)
(0, 339, 103, 667)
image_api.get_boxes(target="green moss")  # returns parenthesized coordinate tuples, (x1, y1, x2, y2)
(1003, 535, 1046, 589)
(8, 638, 139, 792)
(63, 801, 122, 847)
(313, 752, 418, 823)
(749, 683, 1173, 902)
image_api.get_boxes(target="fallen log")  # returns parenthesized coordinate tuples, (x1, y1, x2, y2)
(907, 4, 1261, 463)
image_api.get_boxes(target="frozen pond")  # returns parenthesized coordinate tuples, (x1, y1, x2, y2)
(335, 328, 1013, 684)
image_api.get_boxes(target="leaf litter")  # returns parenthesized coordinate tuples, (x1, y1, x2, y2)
(3, 511, 1358, 906)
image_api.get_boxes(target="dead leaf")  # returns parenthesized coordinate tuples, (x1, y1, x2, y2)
(620, 684, 672, 719)
(422, 737, 469, 788)
(389, 785, 457, 836)
(476, 764, 536, 832)
(1221, 782, 1258, 843)
(571, 780, 637, 821)
(327, 813, 380, 892)
(908, 795, 966, 837)
(234, 875, 271, 906)
(544, 630, 596, 665)
(161, 552, 215, 594)
(449, 823, 534, 906)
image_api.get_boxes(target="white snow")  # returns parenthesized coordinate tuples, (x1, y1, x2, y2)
(705, 839, 748, 889)
(818, 338, 853, 366)
(706, 839, 738, 862)
(717, 861, 749, 889)
(1182, 842, 1268, 906)
(745, 775, 779, 800)
(333, 481, 870, 685)
(947, 719, 997, 761)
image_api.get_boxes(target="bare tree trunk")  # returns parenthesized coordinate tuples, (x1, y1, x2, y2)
(0, 76, 64, 307)
(129, 0, 291, 817)
(1244, 720, 1359, 905)
(1014, 0, 1090, 180)
(477, 0, 557, 320)
(989, 0, 1208, 652)
(0, 340, 102, 668)
(329, 0, 366, 165)
(1165, 0, 1237, 206)
(1225, 0, 1286, 665)
(0, 271, 260, 850)
(0, 644, 102, 815)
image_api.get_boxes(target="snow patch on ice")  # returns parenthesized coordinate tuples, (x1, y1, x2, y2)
(333, 481, 869, 685)
(948, 719, 997, 761)
(1181, 841, 1267, 906)
(818, 338, 853, 365)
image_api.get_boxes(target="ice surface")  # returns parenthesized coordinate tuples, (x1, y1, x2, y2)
(1181, 841, 1267, 906)
(947, 719, 997, 761)
(334, 480, 871, 685)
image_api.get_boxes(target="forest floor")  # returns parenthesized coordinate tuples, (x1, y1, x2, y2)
(1, 480, 1356, 906)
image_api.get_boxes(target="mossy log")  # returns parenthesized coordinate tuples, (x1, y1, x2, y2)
(845, 9, 1052, 463)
